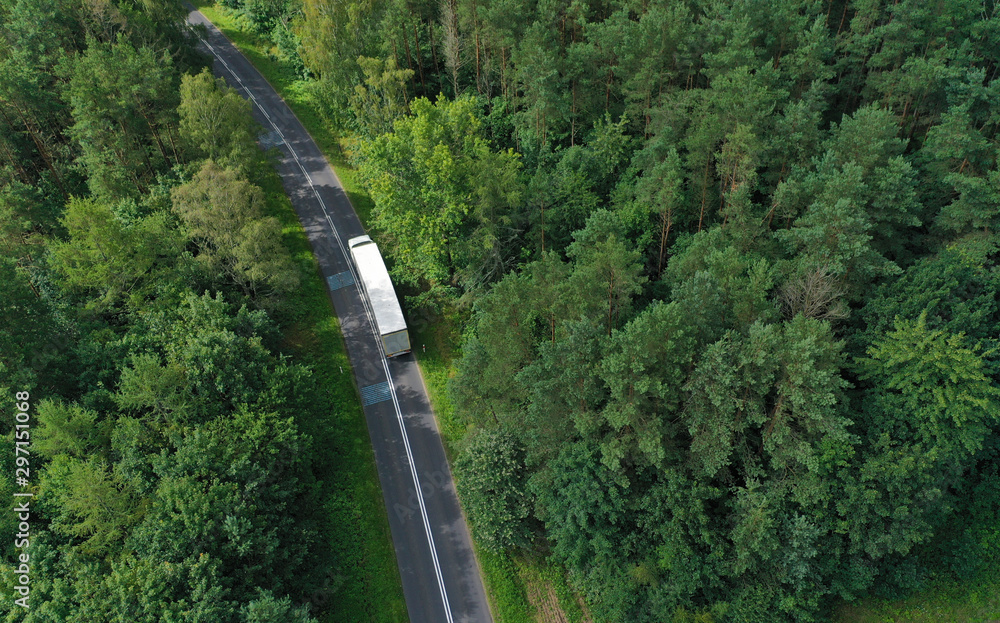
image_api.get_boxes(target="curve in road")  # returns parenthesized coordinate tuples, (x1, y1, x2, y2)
(185, 9, 493, 623)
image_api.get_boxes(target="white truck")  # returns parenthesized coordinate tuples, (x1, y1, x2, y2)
(348, 235, 411, 357)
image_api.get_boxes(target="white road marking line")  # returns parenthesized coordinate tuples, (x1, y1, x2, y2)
(193, 16, 456, 623)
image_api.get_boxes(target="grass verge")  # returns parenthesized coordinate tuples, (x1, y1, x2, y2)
(832, 570, 1000, 622)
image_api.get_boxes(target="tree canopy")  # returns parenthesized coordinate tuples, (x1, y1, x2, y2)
(281, 0, 1000, 619)
(5, 0, 1000, 620)
(0, 2, 342, 619)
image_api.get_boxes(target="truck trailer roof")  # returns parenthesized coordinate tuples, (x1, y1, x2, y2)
(348, 236, 407, 336)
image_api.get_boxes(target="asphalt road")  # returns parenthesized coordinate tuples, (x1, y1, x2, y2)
(185, 9, 493, 623)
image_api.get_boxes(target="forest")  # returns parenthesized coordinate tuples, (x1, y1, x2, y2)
(0, 0, 376, 620)
(3, 0, 1000, 621)
(263, 0, 996, 619)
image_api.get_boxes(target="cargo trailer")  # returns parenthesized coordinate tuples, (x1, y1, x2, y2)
(348, 235, 411, 357)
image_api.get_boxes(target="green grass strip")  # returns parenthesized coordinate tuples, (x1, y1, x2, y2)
(833, 568, 1000, 622)
(476, 548, 533, 623)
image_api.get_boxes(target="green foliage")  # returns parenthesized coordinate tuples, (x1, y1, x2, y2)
(0, 258, 53, 390)
(855, 246, 1000, 368)
(531, 440, 634, 577)
(566, 210, 648, 337)
(49, 195, 183, 308)
(5, 289, 327, 621)
(171, 161, 300, 303)
(624, 138, 686, 274)
(60, 37, 182, 199)
(296, 0, 383, 122)
(455, 429, 533, 551)
(842, 314, 1000, 562)
(40, 454, 144, 556)
(9, 0, 1000, 620)
(858, 312, 999, 459)
(356, 95, 524, 290)
(241, 591, 316, 623)
(474, 548, 533, 623)
(179, 69, 261, 171)
(449, 270, 537, 427)
(0, 4, 404, 618)
(598, 301, 693, 470)
(349, 56, 413, 138)
(33, 400, 110, 459)
(359, 0, 1000, 617)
